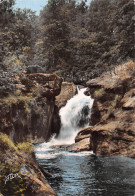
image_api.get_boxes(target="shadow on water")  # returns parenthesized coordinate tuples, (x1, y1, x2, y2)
(83, 155, 135, 196)
(36, 150, 135, 196)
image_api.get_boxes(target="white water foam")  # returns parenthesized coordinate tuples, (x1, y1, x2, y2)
(35, 87, 94, 159)
(35, 148, 93, 159)
(54, 88, 94, 144)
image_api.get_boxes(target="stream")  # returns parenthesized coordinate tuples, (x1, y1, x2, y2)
(35, 147, 135, 196)
(34, 88, 135, 196)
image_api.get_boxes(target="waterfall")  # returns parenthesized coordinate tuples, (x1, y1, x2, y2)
(34, 87, 94, 159)
(50, 88, 94, 145)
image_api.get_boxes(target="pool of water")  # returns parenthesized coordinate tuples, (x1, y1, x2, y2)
(35, 145, 135, 196)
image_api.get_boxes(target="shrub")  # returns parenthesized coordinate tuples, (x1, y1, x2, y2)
(17, 142, 34, 154)
(94, 88, 105, 99)
(14, 90, 22, 96)
(35, 106, 43, 116)
(1, 95, 17, 105)
(107, 94, 121, 112)
(0, 93, 33, 108)
(0, 133, 17, 152)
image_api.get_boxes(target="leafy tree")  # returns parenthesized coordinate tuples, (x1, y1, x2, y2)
(0, 0, 134, 84)
(0, 0, 15, 26)
(39, 0, 76, 71)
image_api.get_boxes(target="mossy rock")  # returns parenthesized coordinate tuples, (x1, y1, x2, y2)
(0, 162, 26, 196)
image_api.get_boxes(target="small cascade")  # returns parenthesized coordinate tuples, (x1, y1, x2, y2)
(50, 87, 94, 145)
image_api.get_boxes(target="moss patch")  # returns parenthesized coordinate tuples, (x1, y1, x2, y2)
(0, 133, 18, 152)
(0, 93, 33, 105)
(17, 142, 34, 154)
(107, 94, 122, 112)
(0, 134, 34, 195)
(0, 162, 26, 196)
(94, 88, 105, 99)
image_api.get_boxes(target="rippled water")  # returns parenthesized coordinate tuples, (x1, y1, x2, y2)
(35, 145, 135, 196)
(35, 87, 135, 196)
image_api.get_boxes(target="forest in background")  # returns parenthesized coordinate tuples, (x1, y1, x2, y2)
(0, 0, 134, 85)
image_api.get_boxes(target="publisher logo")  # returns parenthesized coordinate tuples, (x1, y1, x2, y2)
(4, 173, 21, 184)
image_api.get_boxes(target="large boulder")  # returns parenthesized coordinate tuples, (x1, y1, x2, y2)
(66, 138, 90, 152)
(21, 73, 63, 98)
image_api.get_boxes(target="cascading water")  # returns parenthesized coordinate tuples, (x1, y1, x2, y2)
(34, 88, 135, 196)
(53, 88, 94, 144)
(35, 87, 94, 156)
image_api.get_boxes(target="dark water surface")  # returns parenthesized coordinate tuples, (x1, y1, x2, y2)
(35, 146, 135, 196)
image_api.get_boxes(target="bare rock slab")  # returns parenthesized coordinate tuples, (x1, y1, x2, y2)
(66, 138, 90, 152)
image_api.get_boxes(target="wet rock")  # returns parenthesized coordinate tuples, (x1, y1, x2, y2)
(38, 165, 53, 178)
(87, 61, 135, 96)
(66, 138, 90, 152)
(90, 114, 135, 158)
(58, 127, 92, 152)
(75, 127, 92, 143)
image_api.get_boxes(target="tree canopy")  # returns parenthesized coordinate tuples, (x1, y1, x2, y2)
(0, 0, 134, 84)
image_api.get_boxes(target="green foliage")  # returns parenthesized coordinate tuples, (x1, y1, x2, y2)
(0, 0, 15, 26)
(14, 89, 22, 96)
(17, 142, 34, 153)
(39, 0, 73, 69)
(34, 106, 43, 116)
(107, 95, 122, 112)
(0, 162, 26, 196)
(0, 93, 32, 107)
(0, 0, 134, 84)
(94, 88, 105, 99)
(0, 133, 18, 152)
(0, 3, 36, 75)
(0, 134, 33, 195)
(35, 0, 134, 83)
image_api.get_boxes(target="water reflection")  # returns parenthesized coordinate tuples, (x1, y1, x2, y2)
(84, 155, 135, 196)
(36, 150, 135, 196)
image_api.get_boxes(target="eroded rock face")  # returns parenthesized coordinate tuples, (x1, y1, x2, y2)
(75, 127, 92, 143)
(56, 82, 76, 108)
(90, 114, 135, 158)
(76, 61, 135, 158)
(0, 73, 62, 143)
(21, 73, 62, 98)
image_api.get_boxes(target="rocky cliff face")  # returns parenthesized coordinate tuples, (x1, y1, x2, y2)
(0, 133, 56, 196)
(75, 61, 135, 158)
(0, 73, 62, 143)
(0, 73, 62, 195)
